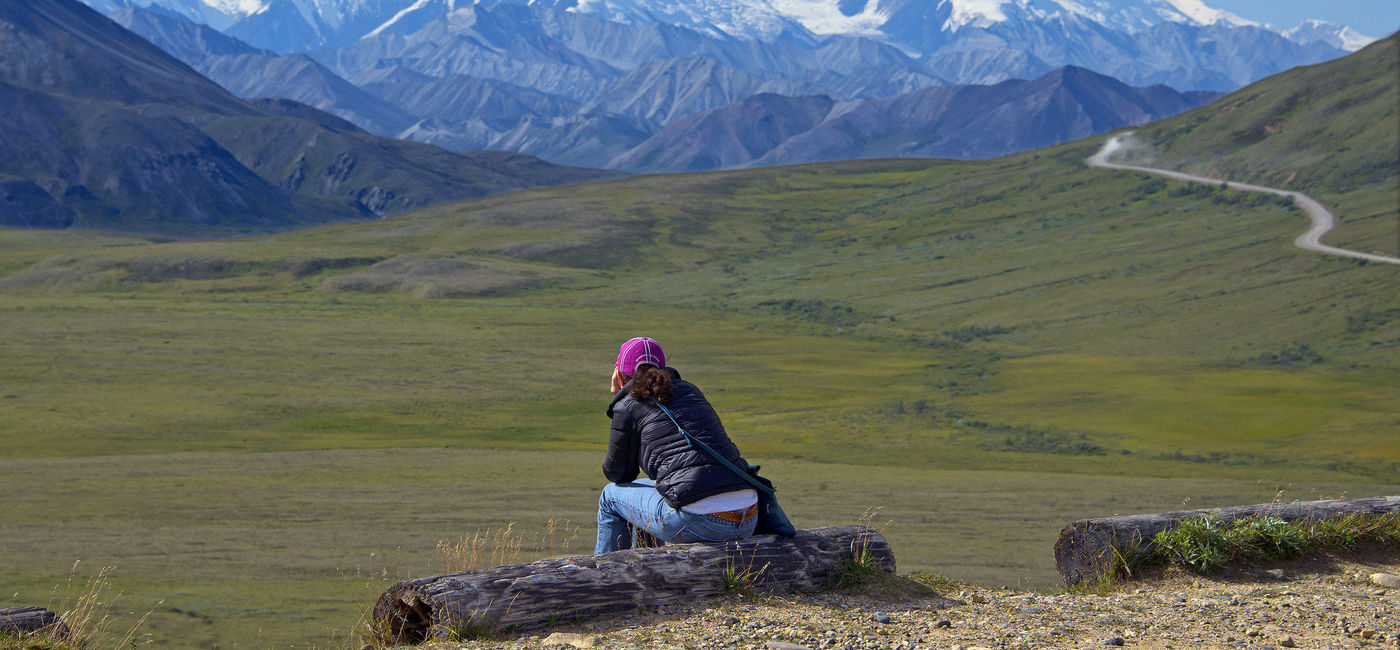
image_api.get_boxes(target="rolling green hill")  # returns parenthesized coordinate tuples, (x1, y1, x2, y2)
(1123, 34, 1399, 257)
(0, 34, 1396, 650)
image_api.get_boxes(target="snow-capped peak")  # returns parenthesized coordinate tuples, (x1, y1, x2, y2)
(1284, 19, 1378, 52)
(942, 0, 1009, 31)
(568, 0, 812, 41)
(200, 0, 265, 14)
(368, 0, 456, 36)
(109, 0, 266, 29)
(1159, 0, 1255, 28)
(768, 0, 889, 36)
(924, 0, 1260, 33)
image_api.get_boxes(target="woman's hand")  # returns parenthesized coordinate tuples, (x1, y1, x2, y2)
(610, 367, 626, 393)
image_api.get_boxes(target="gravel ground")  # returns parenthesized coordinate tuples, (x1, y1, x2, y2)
(443, 551, 1398, 650)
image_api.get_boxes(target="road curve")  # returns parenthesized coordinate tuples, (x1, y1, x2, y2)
(1087, 133, 1400, 267)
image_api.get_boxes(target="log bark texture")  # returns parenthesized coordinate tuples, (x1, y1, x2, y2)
(0, 606, 68, 637)
(374, 525, 893, 644)
(1055, 495, 1400, 585)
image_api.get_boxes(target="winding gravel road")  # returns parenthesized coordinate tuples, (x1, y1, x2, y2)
(1088, 133, 1400, 266)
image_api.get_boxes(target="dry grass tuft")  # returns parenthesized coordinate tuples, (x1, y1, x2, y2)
(337, 558, 402, 650)
(434, 518, 585, 575)
(436, 523, 524, 574)
(3, 563, 159, 650)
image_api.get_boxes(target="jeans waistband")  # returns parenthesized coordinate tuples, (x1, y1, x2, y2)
(704, 504, 757, 524)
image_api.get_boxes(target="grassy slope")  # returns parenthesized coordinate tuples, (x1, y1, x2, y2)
(1128, 34, 1399, 256)
(4, 152, 1396, 471)
(0, 40, 1396, 649)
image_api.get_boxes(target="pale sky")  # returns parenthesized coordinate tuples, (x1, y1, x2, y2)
(1208, 0, 1400, 38)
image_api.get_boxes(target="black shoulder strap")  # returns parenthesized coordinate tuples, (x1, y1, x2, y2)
(653, 401, 775, 494)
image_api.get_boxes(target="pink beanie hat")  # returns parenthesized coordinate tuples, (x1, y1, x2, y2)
(616, 337, 666, 376)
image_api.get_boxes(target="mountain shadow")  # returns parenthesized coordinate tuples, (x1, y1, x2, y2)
(0, 0, 620, 238)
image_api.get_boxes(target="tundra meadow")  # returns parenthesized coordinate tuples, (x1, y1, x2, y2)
(3, 46, 1399, 645)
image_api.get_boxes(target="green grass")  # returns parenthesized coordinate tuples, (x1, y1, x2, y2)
(1, 40, 1397, 649)
(1144, 512, 1400, 575)
(1, 449, 1389, 646)
(959, 354, 1400, 477)
(718, 560, 764, 594)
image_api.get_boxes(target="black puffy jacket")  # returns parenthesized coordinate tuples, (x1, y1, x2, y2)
(604, 367, 753, 508)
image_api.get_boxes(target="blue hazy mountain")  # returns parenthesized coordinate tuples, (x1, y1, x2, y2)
(0, 0, 620, 237)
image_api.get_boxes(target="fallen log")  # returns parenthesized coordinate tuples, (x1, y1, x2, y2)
(1054, 495, 1400, 585)
(0, 606, 68, 637)
(374, 525, 893, 643)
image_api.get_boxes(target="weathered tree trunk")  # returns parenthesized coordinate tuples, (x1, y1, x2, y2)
(374, 525, 893, 644)
(0, 606, 68, 637)
(1055, 496, 1400, 584)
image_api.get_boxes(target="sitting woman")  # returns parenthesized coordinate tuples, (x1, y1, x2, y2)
(595, 336, 758, 554)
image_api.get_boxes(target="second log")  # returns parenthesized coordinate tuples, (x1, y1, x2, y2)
(1054, 495, 1400, 585)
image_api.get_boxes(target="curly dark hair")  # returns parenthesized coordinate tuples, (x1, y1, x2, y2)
(627, 364, 673, 403)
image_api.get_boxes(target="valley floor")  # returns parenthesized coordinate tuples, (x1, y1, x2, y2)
(452, 552, 1400, 650)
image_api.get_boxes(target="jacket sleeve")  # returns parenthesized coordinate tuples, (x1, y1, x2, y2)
(603, 402, 641, 483)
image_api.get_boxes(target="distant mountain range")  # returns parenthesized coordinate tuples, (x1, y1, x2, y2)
(94, 0, 1369, 92)
(111, 2, 1227, 171)
(10, 0, 1383, 236)
(0, 0, 619, 237)
(83, 0, 1380, 59)
(613, 67, 1220, 173)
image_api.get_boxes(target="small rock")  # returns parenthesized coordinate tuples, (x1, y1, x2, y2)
(971, 595, 989, 604)
(1247, 626, 1263, 637)
(1279, 636, 1296, 648)
(1021, 608, 1044, 615)
(1102, 638, 1125, 646)
(1370, 573, 1400, 588)
(1341, 638, 1362, 649)
(541, 632, 596, 648)
(873, 613, 891, 624)
(764, 642, 812, 650)
(935, 620, 952, 629)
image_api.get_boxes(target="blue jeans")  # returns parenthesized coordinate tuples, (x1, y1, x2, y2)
(595, 479, 757, 554)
